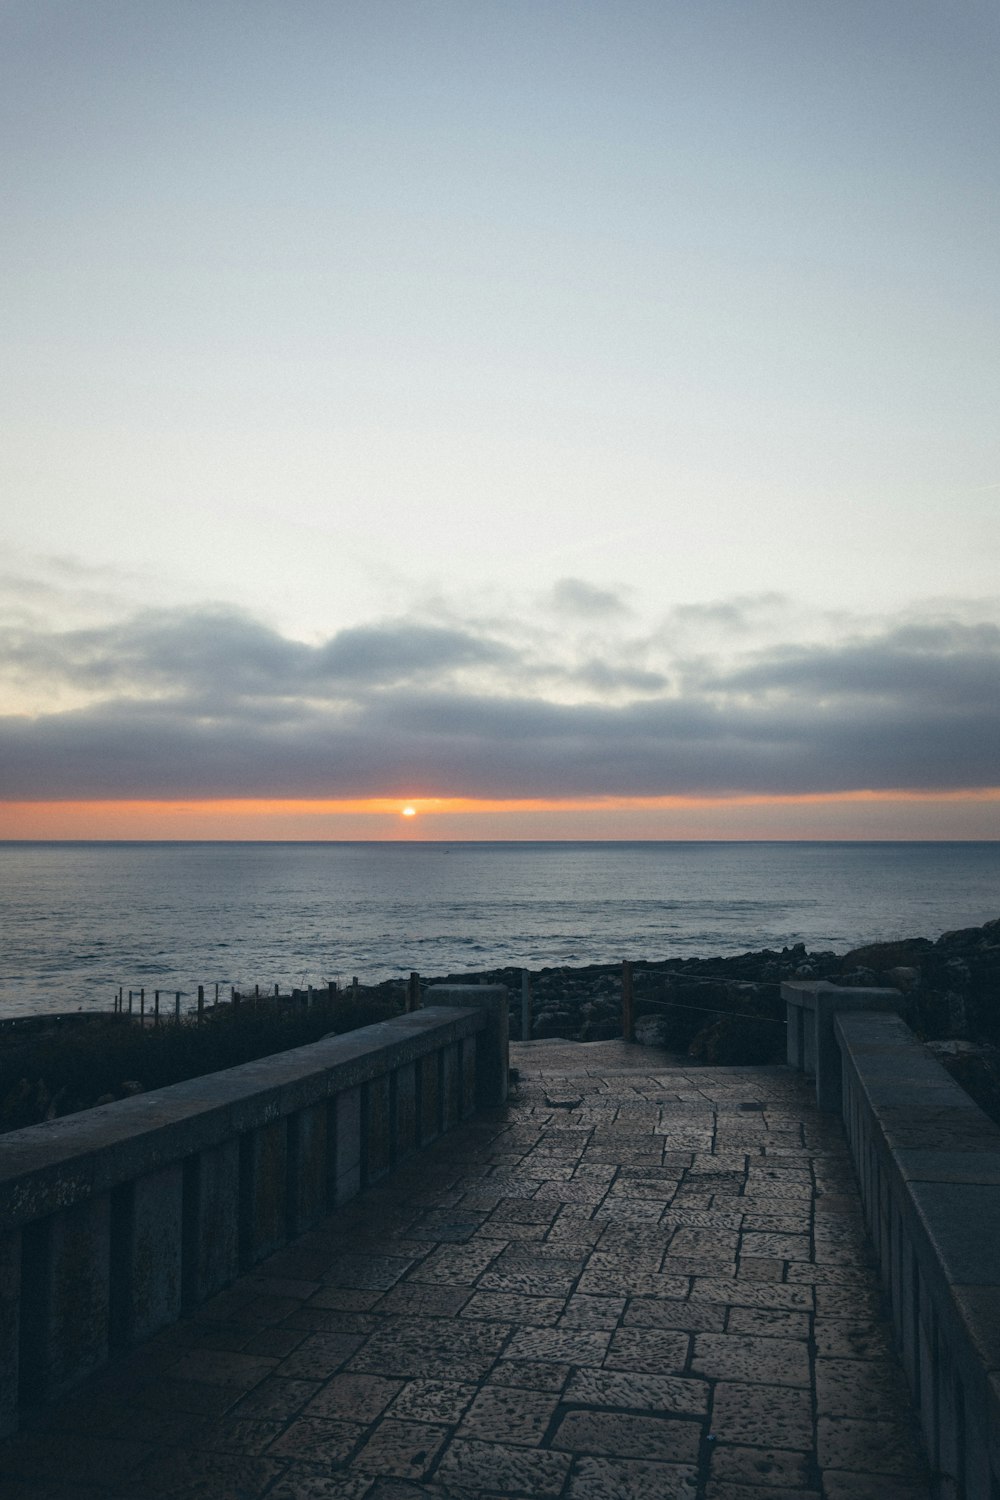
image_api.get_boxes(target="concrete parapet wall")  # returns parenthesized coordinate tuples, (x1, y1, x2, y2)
(783, 980, 903, 1110)
(836, 1011, 1000, 1499)
(0, 1002, 497, 1437)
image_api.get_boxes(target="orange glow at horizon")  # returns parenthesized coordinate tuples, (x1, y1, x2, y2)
(0, 788, 999, 842)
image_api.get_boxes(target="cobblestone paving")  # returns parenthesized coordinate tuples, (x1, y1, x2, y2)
(0, 1041, 933, 1499)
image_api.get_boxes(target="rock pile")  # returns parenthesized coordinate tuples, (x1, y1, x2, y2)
(419, 916, 1000, 1069)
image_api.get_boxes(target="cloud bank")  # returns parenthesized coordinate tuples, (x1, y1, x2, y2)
(1, 594, 998, 802)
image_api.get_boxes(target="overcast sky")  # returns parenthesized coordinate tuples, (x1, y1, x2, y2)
(2, 1, 999, 838)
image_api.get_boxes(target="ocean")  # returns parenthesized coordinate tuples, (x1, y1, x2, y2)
(0, 840, 998, 1019)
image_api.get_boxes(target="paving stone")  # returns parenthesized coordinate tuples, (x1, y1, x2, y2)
(566, 1455, 700, 1499)
(385, 1380, 479, 1423)
(813, 1286, 880, 1318)
(726, 1306, 811, 1340)
(821, 1472, 933, 1500)
(564, 1367, 709, 1416)
(165, 1350, 279, 1388)
(603, 1327, 690, 1373)
(663, 1256, 738, 1277)
(578, 1268, 691, 1297)
(710, 1383, 814, 1450)
(668, 1228, 741, 1258)
(816, 1417, 927, 1478)
(709, 1444, 813, 1487)
(323, 1256, 417, 1290)
(0, 1053, 936, 1500)
(275, 1334, 366, 1379)
(704, 1484, 819, 1500)
(457, 1386, 561, 1445)
(406, 1245, 501, 1284)
(692, 1278, 814, 1311)
(558, 1295, 626, 1328)
(434, 1436, 572, 1497)
(309, 1288, 383, 1311)
(691, 1333, 810, 1387)
(503, 1326, 611, 1364)
(230, 1377, 322, 1420)
(373, 1285, 471, 1318)
(283, 1308, 378, 1335)
(486, 1359, 572, 1392)
(813, 1320, 893, 1361)
(624, 1296, 727, 1332)
(265, 1472, 374, 1500)
(553, 1410, 702, 1463)
(815, 1358, 914, 1421)
(476, 1266, 579, 1296)
(350, 1420, 449, 1478)
(302, 1373, 403, 1422)
(193, 1417, 285, 1455)
(266, 1416, 366, 1464)
(460, 1290, 566, 1324)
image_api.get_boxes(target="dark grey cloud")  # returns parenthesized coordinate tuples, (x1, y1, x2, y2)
(1, 606, 998, 800)
(0, 609, 517, 699)
(709, 622, 1000, 709)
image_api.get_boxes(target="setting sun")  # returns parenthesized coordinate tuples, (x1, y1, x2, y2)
(401, 806, 417, 817)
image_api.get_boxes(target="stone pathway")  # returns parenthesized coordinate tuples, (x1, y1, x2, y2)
(0, 1042, 932, 1499)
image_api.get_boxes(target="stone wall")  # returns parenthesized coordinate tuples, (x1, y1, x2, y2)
(785, 980, 1000, 1497)
(0, 997, 507, 1438)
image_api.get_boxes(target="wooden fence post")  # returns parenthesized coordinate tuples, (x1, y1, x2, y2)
(407, 972, 420, 1012)
(197, 985, 204, 1022)
(622, 960, 634, 1043)
(521, 971, 531, 1042)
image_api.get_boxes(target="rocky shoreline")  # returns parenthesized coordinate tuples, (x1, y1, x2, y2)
(410, 916, 1000, 1074)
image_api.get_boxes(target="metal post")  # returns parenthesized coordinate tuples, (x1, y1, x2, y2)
(175, 991, 181, 1021)
(154, 989, 160, 1024)
(215, 982, 220, 1006)
(197, 984, 204, 1021)
(521, 970, 531, 1042)
(622, 959, 634, 1043)
(139, 987, 145, 1022)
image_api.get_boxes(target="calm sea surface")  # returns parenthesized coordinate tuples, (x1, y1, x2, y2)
(0, 841, 998, 1019)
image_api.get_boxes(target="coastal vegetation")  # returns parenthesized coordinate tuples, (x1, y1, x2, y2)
(0, 985, 402, 1134)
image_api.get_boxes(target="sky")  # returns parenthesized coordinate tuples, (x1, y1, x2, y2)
(2, 0, 999, 840)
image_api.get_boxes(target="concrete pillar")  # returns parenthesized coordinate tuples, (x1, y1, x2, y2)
(183, 1139, 239, 1306)
(426, 985, 509, 1108)
(288, 1102, 330, 1235)
(363, 1075, 391, 1185)
(442, 1043, 461, 1130)
(334, 1087, 362, 1205)
(460, 1036, 477, 1119)
(112, 1164, 183, 1345)
(419, 1051, 440, 1144)
(239, 1119, 288, 1269)
(20, 1198, 110, 1401)
(393, 1063, 417, 1162)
